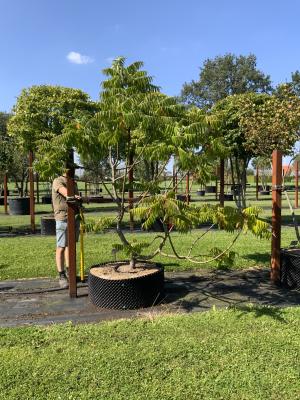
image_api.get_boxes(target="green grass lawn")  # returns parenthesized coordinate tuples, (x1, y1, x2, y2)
(0, 227, 296, 280)
(1, 185, 300, 280)
(1, 307, 300, 399)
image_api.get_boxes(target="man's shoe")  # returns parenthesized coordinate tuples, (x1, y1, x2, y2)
(58, 274, 69, 289)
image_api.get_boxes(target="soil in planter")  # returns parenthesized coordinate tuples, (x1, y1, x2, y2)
(90, 262, 159, 280)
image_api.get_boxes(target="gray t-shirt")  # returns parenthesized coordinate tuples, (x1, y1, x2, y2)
(52, 176, 79, 221)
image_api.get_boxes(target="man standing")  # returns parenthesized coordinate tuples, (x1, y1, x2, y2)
(52, 174, 81, 288)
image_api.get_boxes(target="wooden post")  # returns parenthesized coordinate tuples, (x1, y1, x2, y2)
(256, 165, 259, 201)
(219, 159, 225, 207)
(186, 172, 190, 205)
(172, 164, 176, 192)
(215, 169, 218, 200)
(295, 161, 299, 209)
(271, 150, 282, 284)
(128, 152, 134, 231)
(67, 151, 77, 298)
(29, 150, 35, 233)
(4, 173, 8, 214)
(36, 173, 40, 204)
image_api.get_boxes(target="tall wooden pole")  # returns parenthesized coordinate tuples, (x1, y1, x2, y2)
(67, 150, 77, 298)
(186, 172, 190, 205)
(172, 164, 176, 192)
(295, 161, 299, 209)
(215, 168, 218, 200)
(271, 150, 282, 284)
(4, 173, 8, 214)
(219, 159, 225, 207)
(256, 165, 259, 201)
(128, 152, 134, 231)
(29, 150, 35, 233)
(36, 173, 40, 204)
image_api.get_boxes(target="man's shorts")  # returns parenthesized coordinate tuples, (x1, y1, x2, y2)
(56, 219, 80, 248)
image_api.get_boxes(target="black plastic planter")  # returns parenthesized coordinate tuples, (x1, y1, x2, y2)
(42, 195, 52, 204)
(41, 216, 56, 235)
(142, 218, 164, 232)
(260, 190, 270, 195)
(176, 194, 191, 202)
(224, 194, 234, 201)
(8, 197, 30, 215)
(205, 186, 216, 193)
(88, 262, 165, 309)
(280, 248, 300, 289)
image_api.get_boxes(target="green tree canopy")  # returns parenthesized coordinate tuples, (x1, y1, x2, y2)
(8, 85, 98, 178)
(240, 85, 300, 157)
(181, 53, 272, 108)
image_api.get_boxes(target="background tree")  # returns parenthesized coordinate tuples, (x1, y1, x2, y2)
(290, 71, 300, 97)
(181, 53, 272, 109)
(211, 93, 268, 208)
(8, 85, 98, 178)
(240, 85, 300, 157)
(0, 112, 29, 196)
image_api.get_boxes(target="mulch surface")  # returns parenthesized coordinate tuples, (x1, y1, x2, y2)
(1, 267, 300, 327)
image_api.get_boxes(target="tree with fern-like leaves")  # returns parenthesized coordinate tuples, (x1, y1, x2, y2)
(75, 57, 270, 270)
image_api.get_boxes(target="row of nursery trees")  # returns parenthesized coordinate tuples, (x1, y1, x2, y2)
(1, 54, 300, 267)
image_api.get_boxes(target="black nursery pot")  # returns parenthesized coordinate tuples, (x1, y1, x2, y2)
(40, 215, 56, 235)
(260, 190, 270, 195)
(42, 195, 52, 204)
(280, 248, 300, 289)
(8, 197, 30, 215)
(205, 185, 216, 193)
(88, 262, 165, 310)
(176, 194, 191, 202)
(223, 194, 234, 201)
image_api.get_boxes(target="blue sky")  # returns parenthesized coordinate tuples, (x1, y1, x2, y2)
(1, 0, 300, 112)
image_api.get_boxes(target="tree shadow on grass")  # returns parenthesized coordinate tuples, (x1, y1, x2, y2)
(243, 252, 270, 264)
(163, 268, 300, 320)
(229, 304, 287, 323)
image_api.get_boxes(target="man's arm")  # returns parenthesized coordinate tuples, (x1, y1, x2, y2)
(58, 186, 81, 200)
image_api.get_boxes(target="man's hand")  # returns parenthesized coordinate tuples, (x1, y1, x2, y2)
(66, 195, 82, 205)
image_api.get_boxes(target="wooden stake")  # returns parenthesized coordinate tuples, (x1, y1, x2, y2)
(186, 172, 190, 205)
(295, 161, 299, 209)
(219, 159, 225, 207)
(67, 151, 77, 298)
(4, 173, 8, 214)
(271, 150, 282, 284)
(128, 152, 134, 232)
(29, 150, 35, 233)
(36, 173, 40, 204)
(256, 165, 259, 201)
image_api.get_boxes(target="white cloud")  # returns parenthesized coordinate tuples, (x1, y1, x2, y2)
(67, 51, 94, 65)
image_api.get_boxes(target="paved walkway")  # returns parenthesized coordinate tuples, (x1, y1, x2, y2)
(1, 268, 300, 327)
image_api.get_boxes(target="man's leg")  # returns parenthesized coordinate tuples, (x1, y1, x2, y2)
(56, 220, 69, 288)
(56, 246, 66, 273)
(64, 246, 69, 278)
